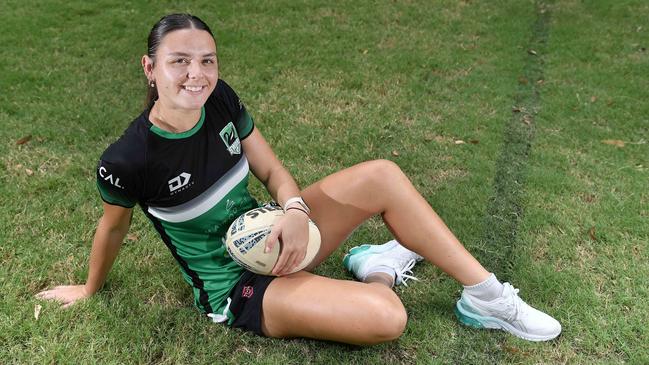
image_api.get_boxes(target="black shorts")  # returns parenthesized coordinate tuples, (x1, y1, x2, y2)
(226, 271, 276, 336)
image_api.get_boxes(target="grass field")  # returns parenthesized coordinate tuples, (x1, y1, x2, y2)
(1, 0, 647, 363)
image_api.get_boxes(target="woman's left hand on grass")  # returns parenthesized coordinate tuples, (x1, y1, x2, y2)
(35, 285, 91, 309)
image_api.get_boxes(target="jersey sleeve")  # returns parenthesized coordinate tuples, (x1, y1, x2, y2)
(96, 159, 138, 208)
(214, 79, 255, 140)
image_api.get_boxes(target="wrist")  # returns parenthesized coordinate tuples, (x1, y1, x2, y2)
(285, 206, 309, 217)
(83, 283, 98, 296)
(283, 196, 310, 214)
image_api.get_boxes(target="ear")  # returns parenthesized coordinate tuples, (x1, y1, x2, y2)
(142, 55, 155, 81)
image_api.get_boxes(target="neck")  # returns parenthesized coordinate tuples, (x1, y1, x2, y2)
(149, 101, 202, 133)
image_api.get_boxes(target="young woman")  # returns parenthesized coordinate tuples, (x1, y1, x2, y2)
(37, 14, 561, 344)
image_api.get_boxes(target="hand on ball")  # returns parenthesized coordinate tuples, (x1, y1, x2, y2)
(225, 206, 320, 275)
(265, 209, 310, 276)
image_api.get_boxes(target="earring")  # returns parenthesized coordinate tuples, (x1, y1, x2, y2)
(150, 80, 155, 88)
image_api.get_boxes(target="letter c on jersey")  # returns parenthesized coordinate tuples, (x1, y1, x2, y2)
(99, 166, 124, 189)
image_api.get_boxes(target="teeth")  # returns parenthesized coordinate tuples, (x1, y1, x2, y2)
(184, 86, 203, 92)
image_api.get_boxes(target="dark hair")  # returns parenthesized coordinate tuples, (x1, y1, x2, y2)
(145, 14, 214, 108)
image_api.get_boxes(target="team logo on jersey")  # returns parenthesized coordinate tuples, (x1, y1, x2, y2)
(168, 172, 192, 194)
(219, 122, 241, 155)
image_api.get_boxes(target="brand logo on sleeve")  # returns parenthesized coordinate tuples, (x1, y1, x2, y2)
(219, 122, 241, 155)
(168, 172, 192, 194)
(99, 166, 124, 189)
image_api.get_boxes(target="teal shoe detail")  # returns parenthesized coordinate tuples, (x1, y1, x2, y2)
(343, 240, 422, 286)
(342, 244, 373, 270)
(454, 302, 484, 329)
(343, 242, 397, 273)
(455, 284, 562, 341)
(349, 244, 372, 255)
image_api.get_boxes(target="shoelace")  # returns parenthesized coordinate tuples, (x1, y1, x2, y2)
(502, 284, 523, 322)
(395, 259, 419, 286)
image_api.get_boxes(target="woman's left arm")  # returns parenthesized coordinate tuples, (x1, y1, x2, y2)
(242, 128, 310, 276)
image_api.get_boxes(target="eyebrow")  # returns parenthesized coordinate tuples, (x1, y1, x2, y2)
(167, 52, 216, 57)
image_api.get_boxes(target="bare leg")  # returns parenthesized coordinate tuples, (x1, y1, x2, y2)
(261, 160, 491, 343)
(303, 159, 489, 285)
(262, 271, 407, 345)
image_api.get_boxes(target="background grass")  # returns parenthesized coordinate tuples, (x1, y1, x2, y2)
(1, 0, 647, 363)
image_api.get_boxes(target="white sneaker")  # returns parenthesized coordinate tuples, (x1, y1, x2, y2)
(343, 240, 424, 286)
(455, 283, 562, 341)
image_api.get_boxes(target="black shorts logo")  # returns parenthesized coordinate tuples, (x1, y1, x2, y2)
(242, 286, 254, 298)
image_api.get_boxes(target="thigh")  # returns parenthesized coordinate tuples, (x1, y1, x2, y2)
(301, 160, 390, 268)
(261, 271, 407, 345)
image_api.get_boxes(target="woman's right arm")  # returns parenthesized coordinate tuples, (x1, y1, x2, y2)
(36, 202, 132, 308)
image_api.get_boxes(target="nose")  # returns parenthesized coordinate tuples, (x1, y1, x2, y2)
(187, 60, 202, 79)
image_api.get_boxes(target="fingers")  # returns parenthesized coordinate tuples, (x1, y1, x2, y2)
(270, 213, 309, 275)
(273, 241, 308, 276)
(35, 291, 69, 308)
(34, 285, 86, 308)
(292, 248, 307, 272)
(264, 228, 280, 254)
(272, 239, 290, 276)
(275, 253, 297, 276)
(35, 289, 57, 301)
(267, 224, 291, 275)
(284, 248, 306, 275)
(272, 239, 299, 276)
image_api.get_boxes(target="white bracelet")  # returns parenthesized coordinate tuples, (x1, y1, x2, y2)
(283, 196, 310, 214)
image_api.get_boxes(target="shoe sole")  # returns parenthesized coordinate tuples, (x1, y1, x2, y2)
(455, 299, 560, 342)
(342, 240, 400, 270)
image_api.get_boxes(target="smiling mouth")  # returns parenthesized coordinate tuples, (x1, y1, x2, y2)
(182, 85, 205, 92)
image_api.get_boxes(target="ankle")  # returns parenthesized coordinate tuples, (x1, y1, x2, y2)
(365, 272, 395, 288)
(462, 273, 504, 301)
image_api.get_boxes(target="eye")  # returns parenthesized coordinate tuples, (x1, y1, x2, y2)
(174, 58, 189, 64)
(202, 58, 215, 64)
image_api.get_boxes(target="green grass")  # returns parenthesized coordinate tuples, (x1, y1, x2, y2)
(1, 0, 647, 363)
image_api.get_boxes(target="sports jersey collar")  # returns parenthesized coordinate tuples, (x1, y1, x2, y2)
(148, 107, 206, 139)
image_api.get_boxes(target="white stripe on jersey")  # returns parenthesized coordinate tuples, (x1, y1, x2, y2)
(148, 157, 249, 223)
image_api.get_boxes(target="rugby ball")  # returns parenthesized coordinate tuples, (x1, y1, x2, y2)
(225, 206, 321, 275)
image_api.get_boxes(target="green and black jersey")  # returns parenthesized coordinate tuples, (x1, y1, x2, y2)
(96, 80, 258, 320)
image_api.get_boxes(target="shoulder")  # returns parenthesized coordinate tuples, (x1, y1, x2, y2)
(206, 79, 255, 139)
(96, 113, 149, 207)
(99, 113, 149, 173)
(208, 79, 244, 113)
(213, 79, 239, 99)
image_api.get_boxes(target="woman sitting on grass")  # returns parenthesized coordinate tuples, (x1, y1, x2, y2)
(37, 13, 561, 344)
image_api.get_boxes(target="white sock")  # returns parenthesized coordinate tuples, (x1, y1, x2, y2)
(463, 273, 504, 301)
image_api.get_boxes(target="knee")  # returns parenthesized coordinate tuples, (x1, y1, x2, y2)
(378, 305, 408, 342)
(364, 291, 408, 343)
(372, 300, 408, 343)
(361, 159, 406, 187)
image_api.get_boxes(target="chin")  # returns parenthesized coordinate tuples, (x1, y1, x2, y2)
(185, 101, 208, 110)
(178, 96, 209, 110)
